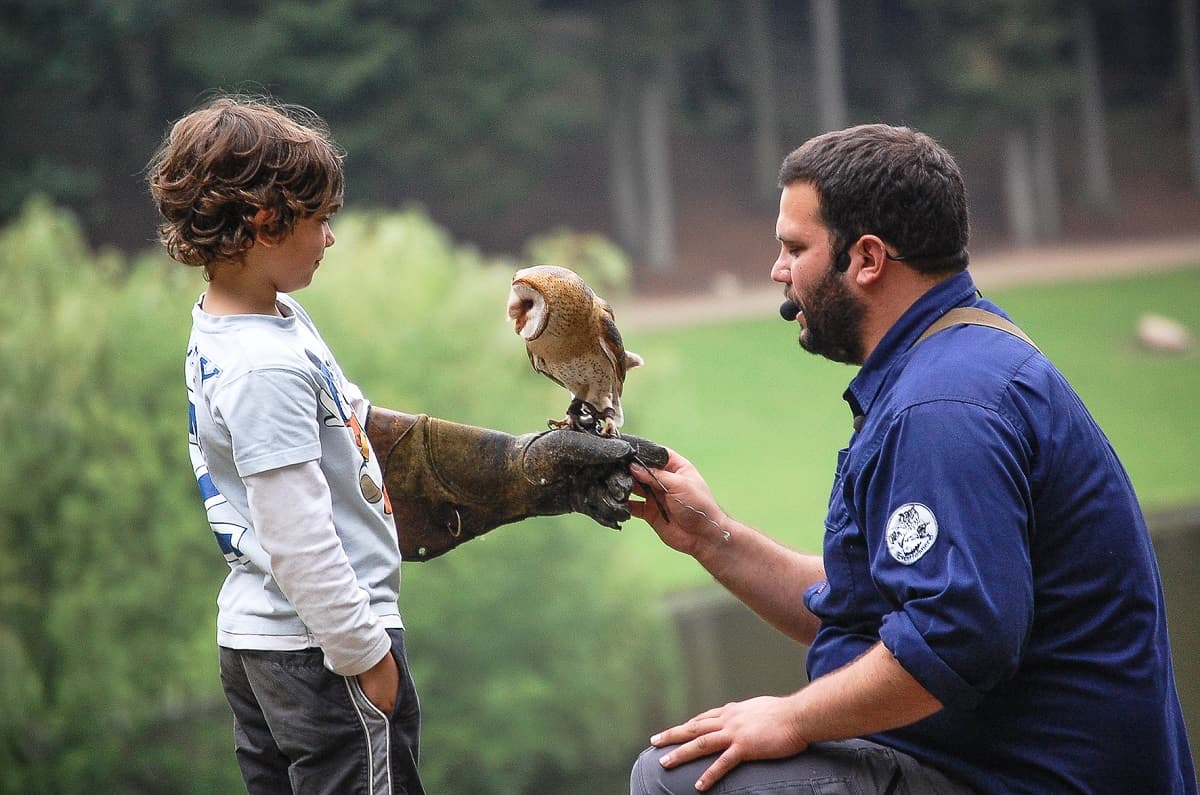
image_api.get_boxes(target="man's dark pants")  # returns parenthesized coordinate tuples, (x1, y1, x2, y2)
(632, 738, 976, 794)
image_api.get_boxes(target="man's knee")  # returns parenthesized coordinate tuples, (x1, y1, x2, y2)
(630, 745, 702, 795)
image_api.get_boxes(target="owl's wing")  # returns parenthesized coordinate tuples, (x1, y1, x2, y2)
(597, 301, 628, 391)
(527, 346, 568, 391)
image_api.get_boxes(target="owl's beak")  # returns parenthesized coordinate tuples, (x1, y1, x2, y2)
(507, 282, 546, 340)
(506, 293, 526, 333)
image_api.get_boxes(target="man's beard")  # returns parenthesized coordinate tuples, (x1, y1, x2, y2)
(795, 265, 866, 365)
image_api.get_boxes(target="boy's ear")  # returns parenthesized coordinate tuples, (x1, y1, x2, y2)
(251, 208, 280, 246)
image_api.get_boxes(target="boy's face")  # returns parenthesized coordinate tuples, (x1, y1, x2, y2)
(256, 206, 338, 294)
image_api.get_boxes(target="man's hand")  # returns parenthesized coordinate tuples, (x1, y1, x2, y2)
(356, 651, 398, 716)
(649, 644, 945, 791)
(629, 448, 731, 557)
(650, 695, 810, 792)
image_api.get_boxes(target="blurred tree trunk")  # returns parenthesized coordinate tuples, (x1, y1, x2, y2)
(1180, 0, 1200, 194)
(97, 32, 162, 239)
(1033, 108, 1062, 241)
(597, 1, 686, 274)
(811, 0, 848, 131)
(745, 0, 781, 207)
(639, 56, 677, 273)
(607, 78, 645, 261)
(1004, 127, 1039, 248)
(1075, 1, 1117, 211)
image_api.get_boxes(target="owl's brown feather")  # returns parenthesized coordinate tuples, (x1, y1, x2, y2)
(507, 265, 642, 436)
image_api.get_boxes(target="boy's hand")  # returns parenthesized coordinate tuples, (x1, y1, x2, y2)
(356, 651, 398, 716)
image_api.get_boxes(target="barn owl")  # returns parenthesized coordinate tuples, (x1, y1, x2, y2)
(507, 265, 643, 437)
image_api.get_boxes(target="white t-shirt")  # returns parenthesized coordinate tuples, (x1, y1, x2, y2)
(186, 292, 401, 675)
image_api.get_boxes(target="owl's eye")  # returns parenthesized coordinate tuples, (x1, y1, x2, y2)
(522, 299, 534, 311)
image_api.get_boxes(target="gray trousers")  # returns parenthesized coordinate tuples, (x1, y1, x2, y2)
(631, 738, 975, 795)
(219, 628, 424, 795)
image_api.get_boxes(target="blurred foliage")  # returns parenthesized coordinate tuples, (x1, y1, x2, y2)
(3, 0, 1192, 256)
(0, 201, 679, 793)
(0, 0, 595, 246)
(524, 227, 635, 300)
(907, 0, 1075, 121)
(171, 0, 589, 216)
(0, 198, 237, 793)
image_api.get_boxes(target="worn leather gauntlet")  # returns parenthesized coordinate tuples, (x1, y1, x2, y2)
(366, 406, 667, 561)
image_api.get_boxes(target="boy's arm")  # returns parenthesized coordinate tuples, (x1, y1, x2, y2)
(245, 460, 390, 677)
(366, 406, 666, 561)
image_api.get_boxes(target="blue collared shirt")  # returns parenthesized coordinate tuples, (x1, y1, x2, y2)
(804, 270, 1195, 793)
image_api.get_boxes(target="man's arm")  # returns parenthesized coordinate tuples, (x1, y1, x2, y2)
(650, 642, 942, 792)
(630, 448, 824, 645)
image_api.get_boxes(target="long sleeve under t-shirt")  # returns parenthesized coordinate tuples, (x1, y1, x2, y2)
(186, 293, 401, 675)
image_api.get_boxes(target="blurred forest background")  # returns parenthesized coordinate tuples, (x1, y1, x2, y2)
(3, 1, 1200, 793)
(4, 0, 1200, 283)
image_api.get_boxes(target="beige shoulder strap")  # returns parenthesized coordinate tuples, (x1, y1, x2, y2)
(913, 306, 1040, 352)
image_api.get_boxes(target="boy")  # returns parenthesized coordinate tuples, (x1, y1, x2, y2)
(149, 95, 424, 794)
(149, 94, 658, 794)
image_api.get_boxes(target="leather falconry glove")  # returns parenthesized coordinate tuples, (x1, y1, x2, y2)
(366, 406, 668, 561)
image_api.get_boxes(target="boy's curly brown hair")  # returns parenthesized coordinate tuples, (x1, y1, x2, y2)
(147, 95, 344, 274)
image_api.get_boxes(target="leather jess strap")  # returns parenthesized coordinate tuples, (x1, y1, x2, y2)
(913, 306, 1040, 352)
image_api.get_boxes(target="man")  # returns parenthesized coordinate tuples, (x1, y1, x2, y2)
(629, 124, 1196, 794)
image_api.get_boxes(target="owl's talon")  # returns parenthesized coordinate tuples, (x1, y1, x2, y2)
(594, 407, 619, 437)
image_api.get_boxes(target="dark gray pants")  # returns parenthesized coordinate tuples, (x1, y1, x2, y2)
(220, 628, 424, 795)
(631, 738, 975, 794)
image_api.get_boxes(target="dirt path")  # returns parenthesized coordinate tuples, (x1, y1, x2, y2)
(621, 235, 1200, 331)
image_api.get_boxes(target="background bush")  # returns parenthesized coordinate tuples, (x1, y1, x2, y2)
(0, 201, 680, 794)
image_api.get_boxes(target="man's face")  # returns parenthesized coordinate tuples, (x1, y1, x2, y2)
(771, 182, 866, 365)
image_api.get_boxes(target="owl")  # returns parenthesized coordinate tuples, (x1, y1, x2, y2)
(507, 265, 643, 437)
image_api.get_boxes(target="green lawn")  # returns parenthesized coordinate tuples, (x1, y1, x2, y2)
(604, 266, 1200, 590)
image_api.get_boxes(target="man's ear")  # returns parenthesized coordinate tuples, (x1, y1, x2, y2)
(854, 235, 888, 285)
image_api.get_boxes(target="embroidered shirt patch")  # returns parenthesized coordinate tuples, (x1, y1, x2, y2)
(885, 503, 939, 565)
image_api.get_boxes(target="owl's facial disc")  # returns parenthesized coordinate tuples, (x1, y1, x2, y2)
(507, 282, 549, 340)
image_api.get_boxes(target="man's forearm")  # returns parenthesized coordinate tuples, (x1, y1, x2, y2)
(789, 641, 943, 742)
(697, 518, 826, 645)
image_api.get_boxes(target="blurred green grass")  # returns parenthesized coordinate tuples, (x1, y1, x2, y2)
(603, 266, 1200, 591)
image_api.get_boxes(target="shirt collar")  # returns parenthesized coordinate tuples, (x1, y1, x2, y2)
(843, 269, 980, 425)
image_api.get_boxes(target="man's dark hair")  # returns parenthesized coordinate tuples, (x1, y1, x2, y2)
(779, 124, 969, 274)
